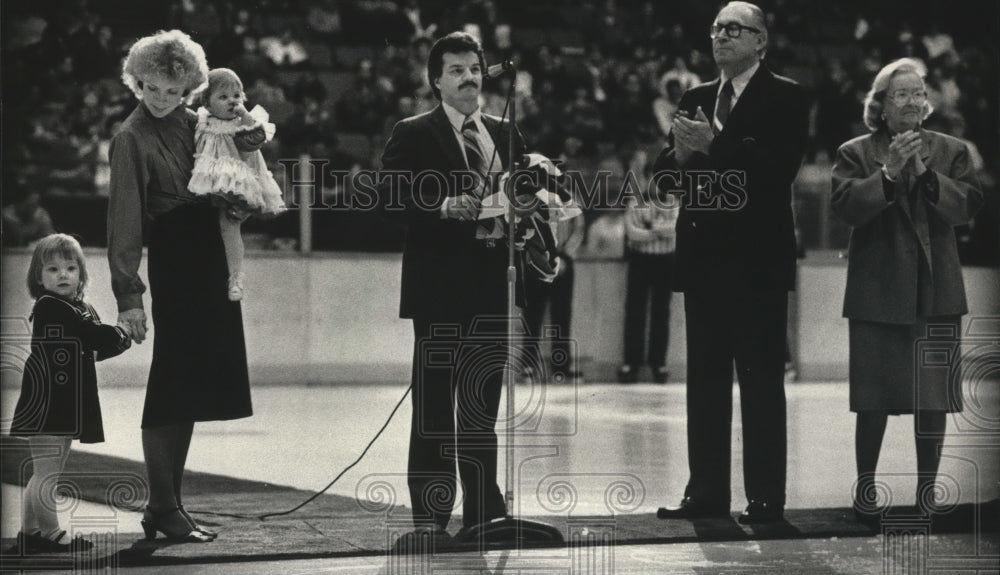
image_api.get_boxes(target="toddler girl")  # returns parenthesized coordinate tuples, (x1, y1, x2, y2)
(188, 68, 285, 300)
(10, 234, 131, 553)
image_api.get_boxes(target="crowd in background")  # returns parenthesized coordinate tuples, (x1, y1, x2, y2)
(3, 0, 997, 262)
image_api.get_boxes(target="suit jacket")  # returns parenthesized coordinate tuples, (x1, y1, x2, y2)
(831, 129, 983, 324)
(653, 65, 809, 293)
(379, 105, 526, 319)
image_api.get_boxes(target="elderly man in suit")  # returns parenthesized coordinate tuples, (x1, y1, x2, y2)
(653, 1, 809, 524)
(378, 31, 525, 545)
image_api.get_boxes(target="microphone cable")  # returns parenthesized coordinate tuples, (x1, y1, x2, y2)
(188, 384, 411, 521)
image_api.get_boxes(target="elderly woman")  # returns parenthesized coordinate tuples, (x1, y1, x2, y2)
(831, 58, 983, 524)
(109, 30, 253, 542)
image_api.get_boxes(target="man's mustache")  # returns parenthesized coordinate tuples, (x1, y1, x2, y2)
(460, 81, 479, 90)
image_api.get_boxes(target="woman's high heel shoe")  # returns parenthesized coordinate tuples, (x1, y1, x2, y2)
(179, 504, 218, 539)
(141, 507, 213, 543)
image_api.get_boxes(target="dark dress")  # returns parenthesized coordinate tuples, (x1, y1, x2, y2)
(107, 103, 253, 429)
(10, 294, 131, 443)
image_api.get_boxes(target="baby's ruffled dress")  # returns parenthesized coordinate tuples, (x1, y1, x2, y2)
(189, 105, 285, 215)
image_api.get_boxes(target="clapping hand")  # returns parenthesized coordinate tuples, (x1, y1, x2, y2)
(673, 106, 715, 156)
(885, 131, 922, 180)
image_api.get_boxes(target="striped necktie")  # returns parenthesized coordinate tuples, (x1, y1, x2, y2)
(714, 80, 733, 133)
(462, 118, 499, 238)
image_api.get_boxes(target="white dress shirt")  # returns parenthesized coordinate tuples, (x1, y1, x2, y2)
(441, 101, 503, 174)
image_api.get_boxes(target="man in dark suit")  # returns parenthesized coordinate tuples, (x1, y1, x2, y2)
(378, 31, 525, 544)
(653, 1, 809, 524)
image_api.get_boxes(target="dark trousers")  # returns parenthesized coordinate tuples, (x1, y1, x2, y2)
(683, 288, 788, 506)
(408, 314, 507, 530)
(523, 258, 574, 371)
(623, 251, 674, 368)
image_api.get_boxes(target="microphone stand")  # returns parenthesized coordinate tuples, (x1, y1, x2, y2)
(458, 60, 564, 547)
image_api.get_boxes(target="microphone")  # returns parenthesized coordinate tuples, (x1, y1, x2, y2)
(484, 58, 515, 80)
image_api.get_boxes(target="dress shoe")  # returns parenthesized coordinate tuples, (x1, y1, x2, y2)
(141, 507, 214, 543)
(657, 497, 730, 519)
(15, 531, 43, 554)
(617, 364, 638, 384)
(179, 504, 218, 539)
(391, 525, 453, 554)
(653, 366, 670, 384)
(738, 500, 784, 524)
(852, 505, 882, 529)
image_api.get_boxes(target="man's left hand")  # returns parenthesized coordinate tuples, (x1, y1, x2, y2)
(673, 106, 714, 155)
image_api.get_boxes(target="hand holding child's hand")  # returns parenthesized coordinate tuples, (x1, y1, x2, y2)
(116, 321, 132, 338)
(118, 308, 147, 344)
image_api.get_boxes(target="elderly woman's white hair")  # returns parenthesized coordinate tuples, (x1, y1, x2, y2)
(121, 30, 209, 105)
(862, 58, 934, 132)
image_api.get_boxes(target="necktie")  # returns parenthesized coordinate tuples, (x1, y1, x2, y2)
(462, 118, 499, 238)
(714, 80, 733, 133)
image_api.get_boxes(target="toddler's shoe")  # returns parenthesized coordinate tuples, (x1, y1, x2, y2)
(228, 272, 247, 301)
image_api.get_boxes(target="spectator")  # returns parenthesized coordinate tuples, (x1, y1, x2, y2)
(607, 71, 657, 146)
(336, 59, 394, 133)
(402, 0, 437, 41)
(260, 28, 309, 68)
(284, 96, 337, 156)
(522, 196, 587, 383)
(815, 59, 861, 162)
(618, 148, 677, 384)
(231, 36, 274, 87)
(307, 0, 342, 37)
(67, 18, 119, 83)
(925, 64, 961, 119)
(562, 86, 604, 155)
(652, 79, 683, 138)
(246, 77, 287, 110)
(2, 189, 56, 247)
(290, 70, 327, 105)
(659, 55, 701, 94)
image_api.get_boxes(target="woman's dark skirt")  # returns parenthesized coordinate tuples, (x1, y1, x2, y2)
(849, 316, 963, 414)
(142, 201, 252, 428)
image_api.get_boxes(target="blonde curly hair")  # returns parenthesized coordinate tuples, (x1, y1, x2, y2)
(121, 30, 209, 104)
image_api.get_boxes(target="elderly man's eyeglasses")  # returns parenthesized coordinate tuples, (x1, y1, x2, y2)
(887, 90, 927, 106)
(709, 22, 761, 39)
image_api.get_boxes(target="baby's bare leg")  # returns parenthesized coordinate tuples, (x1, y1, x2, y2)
(219, 209, 246, 301)
(218, 209, 244, 276)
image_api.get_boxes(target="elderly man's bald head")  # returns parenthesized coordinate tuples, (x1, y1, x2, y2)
(722, 1, 768, 33)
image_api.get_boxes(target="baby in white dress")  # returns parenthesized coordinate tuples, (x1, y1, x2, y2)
(189, 68, 285, 300)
